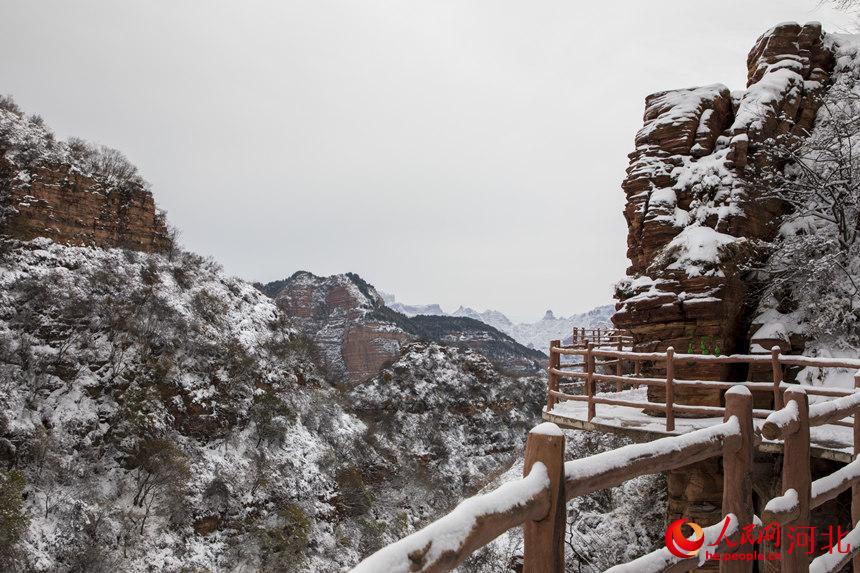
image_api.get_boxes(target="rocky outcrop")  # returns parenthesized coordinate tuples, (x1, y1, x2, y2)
(263, 271, 544, 384)
(2, 159, 170, 252)
(0, 103, 170, 253)
(613, 22, 835, 399)
(611, 23, 848, 561)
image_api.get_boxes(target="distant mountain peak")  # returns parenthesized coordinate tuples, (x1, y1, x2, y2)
(381, 293, 613, 350)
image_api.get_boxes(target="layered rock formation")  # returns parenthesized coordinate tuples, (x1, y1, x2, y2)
(613, 22, 835, 400)
(0, 103, 170, 253)
(269, 271, 412, 383)
(611, 24, 853, 567)
(262, 271, 544, 384)
(2, 160, 170, 252)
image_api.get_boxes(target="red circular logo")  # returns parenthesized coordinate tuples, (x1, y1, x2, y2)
(665, 518, 704, 558)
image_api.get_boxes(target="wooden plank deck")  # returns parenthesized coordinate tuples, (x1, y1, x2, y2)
(544, 387, 855, 463)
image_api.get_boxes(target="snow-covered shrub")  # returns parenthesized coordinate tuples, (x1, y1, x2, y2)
(0, 96, 150, 198)
(67, 137, 150, 193)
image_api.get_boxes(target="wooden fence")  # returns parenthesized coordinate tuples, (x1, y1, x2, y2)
(547, 340, 860, 432)
(570, 328, 633, 348)
(349, 389, 751, 573)
(348, 344, 860, 573)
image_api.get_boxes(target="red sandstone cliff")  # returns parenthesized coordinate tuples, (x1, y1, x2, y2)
(0, 100, 170, 253)
(613, 22, 835, 403)
(263, 271, 544, 385)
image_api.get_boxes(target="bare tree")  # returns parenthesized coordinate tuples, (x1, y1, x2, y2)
(750, 79, 860, 341)
(130, 438, 190, 534)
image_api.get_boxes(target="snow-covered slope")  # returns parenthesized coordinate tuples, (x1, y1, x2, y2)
(0, 240, 547, 572)
(351, 342, 545, 500)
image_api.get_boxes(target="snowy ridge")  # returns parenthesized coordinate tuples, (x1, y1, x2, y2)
(0, 240, 545, 572)
(380, 293, 613, 350)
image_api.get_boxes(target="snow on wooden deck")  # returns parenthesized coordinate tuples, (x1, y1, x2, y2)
(544, 387, 854, 463)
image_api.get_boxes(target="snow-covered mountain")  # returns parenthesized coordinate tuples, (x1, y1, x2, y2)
(450, 306, 514, 333)
(379, 292, 447, 318)
(379, 294, 614, 350)
(0, 97, 549, 572)
(258, 272, 545, 383)
(511, 306, 615, 350)
(0, 235, 547, 573)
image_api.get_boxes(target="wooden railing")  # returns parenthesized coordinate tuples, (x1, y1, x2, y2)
(758, 388, 860, 572)
(546, 341, 860, 432)
(347, 342, 860, 573)
(349, 387, 751, 573)
(350, 386, 860, 573)
(570, 328, 633, 348)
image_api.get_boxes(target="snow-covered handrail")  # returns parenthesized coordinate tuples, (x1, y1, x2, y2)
(552, 346, 860, 369)
(351, 388, 761, 573)
(569, 328, 632, 349)
(763, 459, 860, 527)
(564, 418, 739, 500)
(349, 464, 551, 573)
(763, 390, 860, 439)
(808, 391, 860, 427)
(761, 399, 801, 440)
(547, 341, 860, 434)
(809, 522, 860, 573)
(811, 458, 860, 508)
(761, 488, 800, 525)
(551, 369, 854, 398)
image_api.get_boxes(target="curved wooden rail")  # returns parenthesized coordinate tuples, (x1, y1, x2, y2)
(352, 342, 860, 573)
(762, 391, 860, 440)
(350, 461, 551, 573)
(564, 419, 738, 500)
(350, 387, 755, 573)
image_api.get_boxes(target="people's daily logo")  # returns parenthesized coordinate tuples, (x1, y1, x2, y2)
(665, 519, 704, 558)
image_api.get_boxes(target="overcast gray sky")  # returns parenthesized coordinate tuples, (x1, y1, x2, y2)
(0, 1, 853, 321)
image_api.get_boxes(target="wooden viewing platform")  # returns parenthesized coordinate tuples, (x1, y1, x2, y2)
(543, 338, 860, 463)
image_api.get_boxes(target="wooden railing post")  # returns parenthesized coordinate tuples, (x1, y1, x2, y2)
(853, 372, 860, 573)
(665, 347, 675, 432)
(721, 386, 754, 572)
(523, 423, 566, 573)
(586, 342, 595, 421)
(546, 340, 561, 411)
(634, 358, 641, 378)
(771, 346, 783, 410)
(615, 337, 623, 392)
(781, 387, 811, 573)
